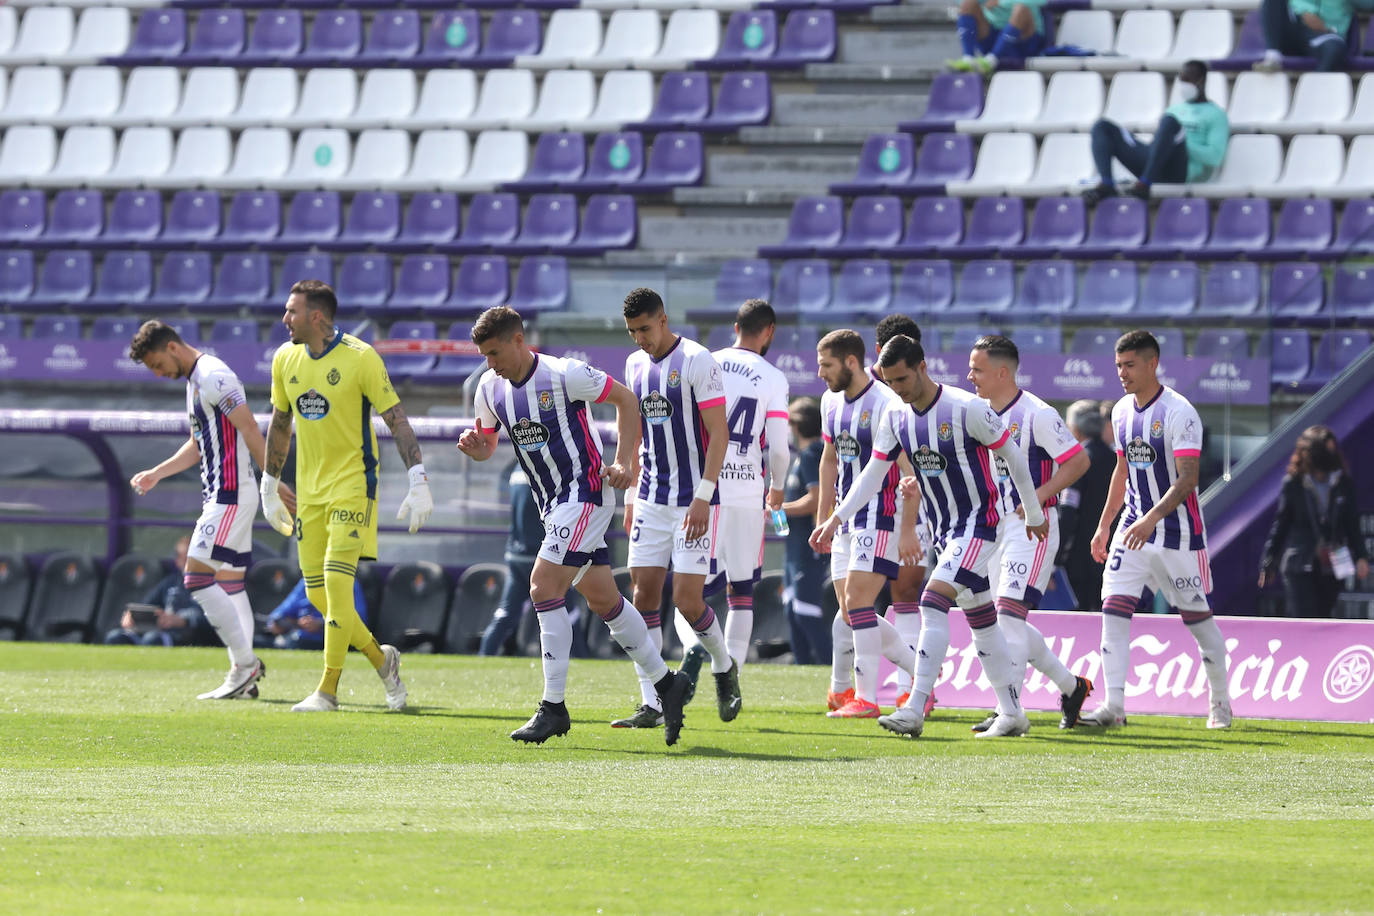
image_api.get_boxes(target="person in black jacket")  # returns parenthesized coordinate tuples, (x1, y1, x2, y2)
(1260, 425, 1370, 617)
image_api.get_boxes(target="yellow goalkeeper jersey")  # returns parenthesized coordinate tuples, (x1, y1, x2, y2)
(270, 330, 400, 505)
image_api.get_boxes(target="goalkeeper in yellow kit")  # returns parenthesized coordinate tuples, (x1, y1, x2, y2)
(261, 280, 434, 712)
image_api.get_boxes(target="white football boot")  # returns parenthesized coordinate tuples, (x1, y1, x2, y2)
(1078, 705, 1127, 728)
(378, 644, 407, 711)
(877, 706, 924, 737)
(1206, 698, 1233, 729)
(197, 657, 265, 700)
(291, 691, 339, 712)
(974, 712, 1031, 738)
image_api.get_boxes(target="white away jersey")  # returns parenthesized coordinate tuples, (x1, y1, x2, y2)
(187, 355, 253, 507)
(712, 346, 790, 507)
(991, 388, 1083, 515)
(626, 335, 726, 507)
(474, 354, 615, 515)
(1111, 386, 1207, 550)
(822, 379, 903, 533)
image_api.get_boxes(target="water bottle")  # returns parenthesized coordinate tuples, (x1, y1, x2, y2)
(770, 508, 790, 536)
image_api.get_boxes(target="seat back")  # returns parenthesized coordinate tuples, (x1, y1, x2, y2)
(91, 553, 163, 640)
(27, 552, 102, 642)
(376, 561, 451, 652)
(0, 553, 32, 640)
(243, 558, 300, 623)
(446, 562, 507, 653)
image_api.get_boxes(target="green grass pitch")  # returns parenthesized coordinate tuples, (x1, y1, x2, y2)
(2, 643, 1372, 915)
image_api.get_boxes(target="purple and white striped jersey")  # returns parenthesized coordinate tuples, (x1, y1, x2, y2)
(872, 384, 1009, 541)
(1111, 386, 1207, 551)
(474, 354, 614, 515)
(626, 336, 726, 507)
(822, 380, 902, 533)
(990, 388, 1083, 515)
(187, 355, 253, 507)
(713, 346, 790, 508)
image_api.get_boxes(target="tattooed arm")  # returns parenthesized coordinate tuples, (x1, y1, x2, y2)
(263, 408, 293, 477)
(380, 402, 424, 469)
(1119, 454, 1199, 551)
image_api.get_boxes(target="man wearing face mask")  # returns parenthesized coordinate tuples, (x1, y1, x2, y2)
(1082, 60, 1229, 206)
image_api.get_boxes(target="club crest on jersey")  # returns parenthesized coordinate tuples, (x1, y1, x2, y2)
(512, 417, 551, 452)
(1150, 419, 1164, 438)
(1126, 436, 1157, 469)
(296, 388, 330, 420)
(1008, 421, 1020, 439)
(537, 389, 554, 412)
(858, 410, 871, 428)
(914, 444, 948, 478)
(666, 369, 682, 388)
(937, 422, 953, 441)
(641, 391, 673, 425)
(327, 367, 341, 386)
(834, 431, 861, 463)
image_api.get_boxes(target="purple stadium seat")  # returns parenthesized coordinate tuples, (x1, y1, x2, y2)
(899, 73, 983, 134)
(1014, 197, 1086, 259)
(1139, 198, 1210, 259)
(1076, 261, 1139, 317)
(1151, 328, 1186, 360)
(275, 252, 335, 302)
(1333, 198, 1374, 253)
(98, 191, 163, 250)
(706, 325, 736, 350)
(209, 253, 272, 312)
(91, 316, 141, 341)
(1017, 326, 1063, 353)
(502, 194, 578, 254)
(240, 11, 304, 67)
(48, 191, 104, 246)
(1069, 327, 1121, 355)
(180, 9, 245, 66)
(359, 10, 421, 64)
(907, 133, 975, 195)
(387, 255, 451, 311)
(448, 255, 510, 314)
(473, 10, 542, 68)
(0, 315, 19, 336)
(0, 190, 45, 244)
(954, 197, 1024, 257)
(1137, 262, 1199, 317)
(574, 132, 645, 191)
(416, 11, 480, 66)
(1076, 198, 1147, 259)
(36, 251, 94, 307)
(504, 133, 587, 193)
(210, 319, 257, 344)
(710, 259, 771, 313)
(335, 254, 392, 313)
(1203, 198, 1271, 259)
(893, 260, 954, 314)
(702, 72, 771, 132)
(381, 320, 438, 378)
(1269, 262, 1327, 319)
(1211, 11, 1267, 71)
(87, 251, 152, 312)
(428, 323, 483, 381)
(1270, 199, 1333, 261)
(441, 193, 519, 254)
(213, 191, 282, 249)
(566, 194, 637, 255)
(112, 9, 186, 65)
(759, 196, 844, 258)
(1018, 260, 1076, 314)
(331, 192, 401, 251)
(509, 256, 569, 313)
(297, 11, 363, 65)
(833, 260, 893, 316)
(1308, 330, 1372, 388)
(1193, 328, 1251, 359)
(151, 252, 213, 306)
(163, 318, 199, 342)
(1265, 329, 1312, 387)
(262, 192, 341, 251)
(636, 132, 704, 191)
(159, 191, 222, 249)
(706, 10, 778, 69)
(772, 10, 837, 67)
(32, 316, 83, 339)
(0, 252, 35, 306)
(380, 192, 460, 251)
(941, 324, 989, 352)
(949, 260, 1014, 315)
(1331, 265, 1374, 318)
(831, 134, 915, 195)
(774, 260, 831, 316)
(892, 196, 963, 256)
(832, 195, 903, 257)
(633, 72, 712, 130)
(1201, 262, 1261, 317)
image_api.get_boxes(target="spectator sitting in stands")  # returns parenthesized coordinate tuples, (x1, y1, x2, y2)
(1082, 60, 1229, 205)
(1255, 0, 1369, 72)
(947, 0, 1048, 76)
(261, 578, 367, 650)
(105, 536, 218, 648)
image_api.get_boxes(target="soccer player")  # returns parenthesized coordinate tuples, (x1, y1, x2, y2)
(457, 307, 692, 745)
(814, 334, 1046, 739)
(128, 320, 292, 700)
(261, 280, 432, 713)
(811, 330, 919, 720)
(617, 288, 741, 729)
(676, 299, 790, 678)
(965, 335, 1095, 731)
(1083, 330, 1232, 729)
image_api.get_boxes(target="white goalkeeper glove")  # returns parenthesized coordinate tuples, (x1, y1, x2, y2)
(260, 473, 294, 537)
(398, 464, 433, 534)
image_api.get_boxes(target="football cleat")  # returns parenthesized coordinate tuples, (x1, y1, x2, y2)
(611, 705, 664, 728)
(827, 697, 881, 719)
(511, 701, 572, 744)
(877, 706, 924, 737)
(1058, 676, 1094, 729)
(678, 644, 708, 705)
(1207, 698, 1233, 729)
(714, 660, 742, 722)
(377, 644, 407, 711)
(971, 713, 998, 734)
(974, 712, 1031, 738)
(291, 691, 339, 712)
(895, 691, 910, 709)
(826, 687, 855, 712)
(657, 670, 692, 747)
(924, 692, 938, 718)
(197, 657, 265, 700)
(1078, 705, 1127, 728)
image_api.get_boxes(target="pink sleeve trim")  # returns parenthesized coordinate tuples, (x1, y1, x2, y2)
(765, 410, 789, 419)
(698, 396, 726, 411)
(822, 433, 832, 443)
(1174, 448, 1201, 457)
(595, 375, 614, 403)
(872, 449, 893, 461)
(1115, 448, 1125, 457)
(1054, 441, 1084, 464)
(988, 429, 1011, 451)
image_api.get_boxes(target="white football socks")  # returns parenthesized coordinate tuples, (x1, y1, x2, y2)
(830, 612, 855, 694)
(1186, 616, 1230, 703)
(534, 602, 573, 704)
(192, 582, 254, 667)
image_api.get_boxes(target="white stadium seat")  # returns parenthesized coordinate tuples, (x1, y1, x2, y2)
(388, 128, 470, 191)
(1227, 72, 1291, 133)
(283, 69, 357, 129)
(577, 10, 661, 71)
(945, 131, 1036, 196)
(334, 129, 411, 190)
(166, 68, 240, 128)
(34, 124, 114, 186)
(1154, 133, 1281, 199)
(956, 71, 1043, 135)
(0, 7, 74, 65)
(584, 69, 654, 131)
(1280, 73, 1352, 135)
(0, 124, 56, 180)
(271, 128, 351, 190)
(447, 129, 528, 191)
(1329, 135, 1374, 198)
(1330, 74, 1374, 137)
(1161, 10, 1233, 71)
(1028, 72, 1103, 133)
(221, 126, 292, 188)
(0, 65, 64, 126)
(1270, 133, 1345, 198)
(158, 126, 232, 188)
(516, 69, 596, 130)
(107, 66, 179, 127)
(516, 9, 602, 71)
(1103, 71, 1166, 133)
(51, 65, 122, 126)
(1021, 132, 1096, 196)
(1085, 10, 1173, 72)
(92, 125, 172, 186)
(222, 68, 298, 129)
(642, 9, 720, 70)
(466, 69, 536, 130)
(0, 9, 17, 59)
(61, 6, 130, 64)
(403, 70, 478, 129)
(1030, 10, 1113, 72)
(347, 70, 417, 130)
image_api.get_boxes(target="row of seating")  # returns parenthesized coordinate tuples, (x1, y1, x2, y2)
(0, 186, 657, 253)
(0, 250, 573, 315)
(769, 195, 1374, 261)
(705, 257, 1373, 320)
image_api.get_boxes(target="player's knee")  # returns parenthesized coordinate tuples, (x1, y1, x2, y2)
(671, 579, 702, 611)
(1008, 3, 1033, 29)
(958, 0, 980, 15)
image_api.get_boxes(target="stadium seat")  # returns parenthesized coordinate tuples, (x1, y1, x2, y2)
(221, 68, 297, 128)
(1163, 9, 1233, 68)
(1308, 329, 1372, 388)
(1015, 197, 1086, 258)
(161, 127, 232, 189)
(1334, 197, 1374, 252)
(465, 69, 537, 130)
(263, 190, 341, 250)
(359, 9, 420, 64)
(237, 10, 302, 67)
(1102, 71, 1167, 133)
(900, 72, 983, 134)
(446, 563, 506, 654)
(636, 131, 704, 190)
(444, 130, 527, 192)
(894, 259, 954, 314)
(1139, 198, 1209, 258)
(335, 129, 412, 191)
(221, 127, 292, 188)
(382, 129, 468, 192)
(151, 252, 213, 306)
(1076, 261, 1138, 317)
(0, 189, 45, 244)
(643, 9, 719, 70)
(573, 131, 644, 191)
(708, 10, 777, 68)
(583, 70, 654, 132)
(243, 558, 300, 624)
(1159, 134, 1282, 199)
(1203, 198, 1270, 259)
(517, 9, 602, 70)
(1137, 261, 1198, 318)
(1332, 266, 1374, 318)
(1227, 72, 1290, 133)
(377, 561, 451, 652)
(832, 259, 892, 316)
(1, 7, 75, 66)
(1266, 329, 1312, 387)
(205, 189, 280, 249)
(273, 252, 334, 307)
(402, 71, 478, 130)
(378, 192, 461, 251)
(178, 10, 245, 67)
(1273, 134, 1345, 198)
(567, 194, 637, 254)
(1076, 197, 1147, 259)
(48, 64, 123, 126)
(387, 254, 451, 310)
(1193, 328, 1251, 359)
(1029, 72, 1104, 134)
(26, 552, 101, 643)
(207, 252, 271, 311)
(1280, 73, 1352, 135)
(1017, 260, 1075, 314)
(1331, 74, 1374, 137)
(1017, 325, 1064, 352)
(381, 320, 438, 379)
(97, 190, 162, 249)
(331, 191, 402, 251)
(509, 255, 570, 312)
(945, 131, 1035, 196)
(32, 314, 81, 338)
(296, 10, 362, 66)
(633, 71, 711, 130)
(413, 11, 479, 67)
(1084, 10, 1173, 72)
(0, 253, 36, 307)
(271, 128, 351, 190)
(35, 125, 114, 188)
(773, 259, 830, 316)
(1021, 132, 1095, 197)
(283, 69, 357, 129)
(475, 10, 544, 69)
(1269, 262, 1326, 318)
(502, 193, 578, 253)
(906, 132, 974, 194)
(347, 70, 417, 131)
(954, 197, 1024, 258)
(517, 70, 596, 131)
(956, 71, 1043, 135)
(0, 66, 66, 126)
(830, 133, 914, 195)
(831, 195, 902, 257)
(950, 259, 1014, 315)
(700, 71, 770, 131)
(1201, 262, 1261, 317)
(48, 189, 104, 244)
(88, 250, 152, 311)
(449, 254, 510, 313)
(35, 250, 94, 306)
(709, 259, 771, 313)
(1030, 10, 1113, 71)
(759, 195, 843, 258)
(105, 66, 179, 127)
(108, 8, 181, 65)
(443, 192, 519, 253)
(1211, 8, 1264, 70)
(428, 321, 483, 376)
(773, 10, 837, 68)
(1330, 135, 1374, 198)
(1070, 326, 1124, 354)
(1269, 199, 1333, 260)
(892, 196, 963, 256)
(335, 253, 392, 313)
(210, 317, 258, 344)
(578, 9, 660, 70)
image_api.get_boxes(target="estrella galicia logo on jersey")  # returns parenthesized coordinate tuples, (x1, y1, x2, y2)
(537, 389, 554, 412)
(327, 367, 341, 386)
(914, 444, 948, 478)
(641, 391, 673, 425)
(833, 431, 861, 463)
(512, 417, 551, 452)
(296, 388, 330, 420)
(937, 422, 953, 441)
(666, 369, 681, 388)
(1126, 436, 1157, 469)
(189, 414, 203, 436)
(858, 409, 871, 428)
(1150, 419, 1164, 438)
(995, 454, 1010, 480)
